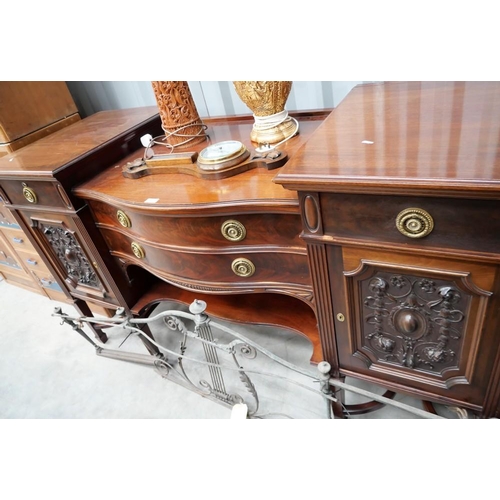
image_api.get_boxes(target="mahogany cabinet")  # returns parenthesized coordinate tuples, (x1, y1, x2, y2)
(275, 81, 500, 418)
(1, 81, 500, 418)
(0, 82, 80, 295)
(0, 106, 164, 327)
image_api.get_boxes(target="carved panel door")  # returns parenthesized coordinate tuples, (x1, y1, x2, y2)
(328, 246, 500, 412)
(18, 210, 119, 306)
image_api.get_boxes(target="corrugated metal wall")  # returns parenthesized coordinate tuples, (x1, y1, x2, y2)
(66, 81, 364, 118)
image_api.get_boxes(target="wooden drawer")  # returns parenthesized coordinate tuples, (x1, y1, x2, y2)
(29, 266, 65, 294)
(319, 193, 500, 255)
(100, 227, 311, 288)
(0, 199, 20, 228)
(0, 232, 24, 271)
(0, 179, 73, 210)
(89, 200, 305, 249)
(0, 268, 43, 294)
(15, 248, 50, 273)
(0, 226, 36, 252)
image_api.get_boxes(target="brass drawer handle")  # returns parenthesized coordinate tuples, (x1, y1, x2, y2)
(221, 220, 246, 242)
(26, 258, 37, 266)
(131, 242, 145, 259)
(117, 210, 131, 228)
(231, 257, 255, 278)
(22, 184, 37, 204)
(40, 278, 53, 286)
(396, 208, 434, 239)
(12, 237, 23, 244)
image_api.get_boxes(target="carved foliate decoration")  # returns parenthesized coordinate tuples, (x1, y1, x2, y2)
(151, 81, 207, 148)
(359, 271, 470, 374)
(41, 225, 101, 288)
(233, 81, 297, 144)
(233, 81, 292, 117)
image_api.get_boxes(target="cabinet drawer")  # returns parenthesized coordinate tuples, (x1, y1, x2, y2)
(320, 193, 500, 255)
(100, 227, 312, 288)
(0, 179, 73, 210)
(89, 200, 305, 249)
(29, 267, 64, 293)
(0, 268, 43, 294)
(15, 248, 50, 273)
(1, 226, 36, 252)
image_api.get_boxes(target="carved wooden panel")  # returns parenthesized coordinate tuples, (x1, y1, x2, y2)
(40, 224, 101, 289)
(359, 271, 470, 374)
(19, 211, 113, 304)
(343, 259, 492, 390)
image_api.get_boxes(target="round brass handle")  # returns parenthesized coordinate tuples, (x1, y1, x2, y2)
(117, 210, 131, 228)
(231, 258, 255, 278)
(131, 242, 145, 259)
(22, 185, 37, 204)
(396, 208, 434, 239)
(221, 220, 246, 242)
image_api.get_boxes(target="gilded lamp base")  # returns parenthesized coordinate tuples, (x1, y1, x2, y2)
(250, 115, 298, 145)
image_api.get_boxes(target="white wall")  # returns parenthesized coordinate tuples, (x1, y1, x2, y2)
(66, 81, 364, 118)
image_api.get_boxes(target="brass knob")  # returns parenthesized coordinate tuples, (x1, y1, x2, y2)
(221, 220, 246, 242)
(117, 210, 131, 228)
(131, 242, 145, 259)
(396, 208, 434, 239)
(22, 184, 37, 204)
(231, 258, 255, 277)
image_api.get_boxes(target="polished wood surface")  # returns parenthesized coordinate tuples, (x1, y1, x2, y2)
(0, 106, 160, 176)
(0, 82, 78, 144)
(0, 114, 81, 158)
(3, 86, 500, 417)
(75, 114, 328, 214)
(275, 82, 500, 417)
(275, 81, 500, 198)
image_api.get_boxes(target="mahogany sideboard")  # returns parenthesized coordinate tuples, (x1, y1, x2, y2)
(1, 81, 499, 418)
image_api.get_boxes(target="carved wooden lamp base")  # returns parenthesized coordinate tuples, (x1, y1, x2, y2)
(151, 81, 208, 150)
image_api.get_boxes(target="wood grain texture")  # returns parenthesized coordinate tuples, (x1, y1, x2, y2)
(88, 199, 306, 250)
(275, 81, 500, 199)
(74, 115, 327, 214)
(0, 107, 161, 176)
(0, 82, 78, 143)
(319, 192, 500, 256)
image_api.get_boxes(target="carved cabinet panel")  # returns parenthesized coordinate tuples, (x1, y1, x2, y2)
(329, 246, 500, 410)
(18, 210, 119, 306)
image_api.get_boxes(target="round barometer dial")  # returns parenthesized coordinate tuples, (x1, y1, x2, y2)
(197, 140, 250, 171)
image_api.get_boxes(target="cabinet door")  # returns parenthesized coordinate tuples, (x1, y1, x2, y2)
(329, 246, 500, 412)
(19, 210, 119, 306)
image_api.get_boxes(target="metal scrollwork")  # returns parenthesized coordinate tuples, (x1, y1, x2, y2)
(237, 343, 257, 359)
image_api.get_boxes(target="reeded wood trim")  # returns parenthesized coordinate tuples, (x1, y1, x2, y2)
(306, 242, 337, 369)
